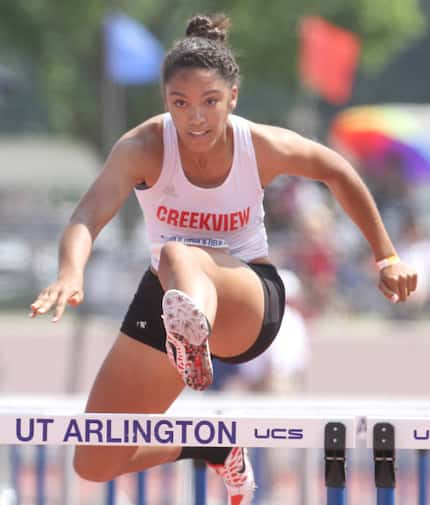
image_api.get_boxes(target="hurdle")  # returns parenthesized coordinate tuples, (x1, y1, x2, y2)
(0, 394, 429, 505)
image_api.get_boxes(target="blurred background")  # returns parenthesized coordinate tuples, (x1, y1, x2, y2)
(1, 0, 430, 504)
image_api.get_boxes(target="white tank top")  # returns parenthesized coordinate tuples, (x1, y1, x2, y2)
(134, 113, 269, 270)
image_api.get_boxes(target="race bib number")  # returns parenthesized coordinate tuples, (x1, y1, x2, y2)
(163, 235, 229, 249)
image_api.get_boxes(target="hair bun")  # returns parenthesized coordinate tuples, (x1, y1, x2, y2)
(186, 14, 230, 43)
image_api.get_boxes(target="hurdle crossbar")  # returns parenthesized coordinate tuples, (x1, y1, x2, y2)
(1, 393, 430, 449)
(2, 394, 430, 505)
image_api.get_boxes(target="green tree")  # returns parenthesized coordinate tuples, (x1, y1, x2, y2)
(0, 0, 426, 148)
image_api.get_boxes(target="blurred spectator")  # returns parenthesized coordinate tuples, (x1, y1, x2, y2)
(270, 178, 339, 317)
(264, 169, 430, 318)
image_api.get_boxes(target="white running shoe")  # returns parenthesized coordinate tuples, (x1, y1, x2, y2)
(162, 289, 213, 391)
(208, 447, 256, 505)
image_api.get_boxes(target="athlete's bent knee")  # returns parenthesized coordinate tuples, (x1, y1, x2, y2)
(159, 241, 188, 267)
(73, 449, 119, 483)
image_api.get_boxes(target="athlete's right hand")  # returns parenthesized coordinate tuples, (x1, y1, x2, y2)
(29, 278, 84, 322)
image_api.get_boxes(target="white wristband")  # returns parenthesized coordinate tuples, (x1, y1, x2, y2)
(376, 255, 400, 271)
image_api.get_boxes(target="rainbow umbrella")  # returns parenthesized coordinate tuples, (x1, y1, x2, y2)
(329, 104, 430, 181)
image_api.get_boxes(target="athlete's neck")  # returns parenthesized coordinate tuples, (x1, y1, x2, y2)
(180, 125, 233, 187)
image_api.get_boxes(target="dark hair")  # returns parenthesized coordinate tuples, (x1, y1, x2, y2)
(162, 14, 240, 89)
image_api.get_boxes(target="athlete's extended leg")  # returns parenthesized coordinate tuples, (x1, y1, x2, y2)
(75, 244, 267, 490)
(73, 334, 185, 482)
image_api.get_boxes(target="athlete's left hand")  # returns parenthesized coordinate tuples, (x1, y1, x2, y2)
(378, 262, 418, 303)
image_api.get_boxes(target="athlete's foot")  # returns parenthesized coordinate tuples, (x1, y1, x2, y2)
(208, 447, 256, 505)
(162, 289, 213, 391)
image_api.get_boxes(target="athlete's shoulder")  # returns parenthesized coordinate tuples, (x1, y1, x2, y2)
(107, 114, 165, 185)
(247, 120, 302, 149)
(243, 119, 312, 184)
(118, 114, 165, 158)
(246, 118, 344, 183)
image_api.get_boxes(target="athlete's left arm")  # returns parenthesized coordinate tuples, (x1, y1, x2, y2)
(252, 123, 418, 303)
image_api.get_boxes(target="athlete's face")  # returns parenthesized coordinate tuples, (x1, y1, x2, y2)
(164, 68, 238, 153)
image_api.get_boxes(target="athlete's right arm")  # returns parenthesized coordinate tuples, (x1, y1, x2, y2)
(30, 126, 161, 322)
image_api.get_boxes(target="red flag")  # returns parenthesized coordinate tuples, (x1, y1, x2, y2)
(299, 16, 360, 104)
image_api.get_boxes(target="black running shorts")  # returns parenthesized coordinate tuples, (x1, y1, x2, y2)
(120, 263, 285, 364)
